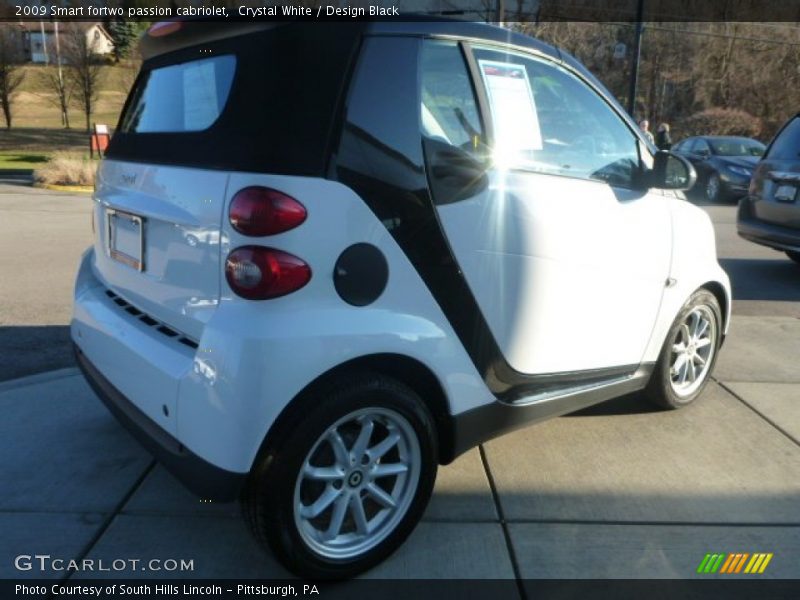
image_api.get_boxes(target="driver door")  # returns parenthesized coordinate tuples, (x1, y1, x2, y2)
(422, 40, 671, 377)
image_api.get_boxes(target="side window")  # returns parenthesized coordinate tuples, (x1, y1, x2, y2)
(420, 41, 485, 158)
(767, 117, 800, 160)
(694, 139, 711, 156)
(472, 45, 641, 188)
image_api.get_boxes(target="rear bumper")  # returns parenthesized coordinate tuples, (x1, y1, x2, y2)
(75, 343, 245, 501)
(737, 199, 800, 252)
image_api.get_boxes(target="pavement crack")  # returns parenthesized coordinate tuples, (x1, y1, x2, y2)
(714, 378, 800, 449)
(479, 444, 527, 600)
(58, 460, 156, 586)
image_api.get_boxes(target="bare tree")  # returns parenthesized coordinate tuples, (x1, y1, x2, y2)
(37, 67, 72, 129)
(62, 24, 103, 131)
(0, 24, 25, 129)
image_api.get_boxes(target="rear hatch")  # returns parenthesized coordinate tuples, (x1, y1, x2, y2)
(753, 116, 800, 229)
(94, 23, 362, 338)
(93, 161, 229, 341)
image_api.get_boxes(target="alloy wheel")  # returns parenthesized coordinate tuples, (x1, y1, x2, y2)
(669, 305, 717, 397)
(293, 407, 421, 560)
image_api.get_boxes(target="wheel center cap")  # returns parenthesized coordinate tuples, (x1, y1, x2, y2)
(347, 471, 363, 487)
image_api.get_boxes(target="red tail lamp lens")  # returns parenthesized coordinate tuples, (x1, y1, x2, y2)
(225, 246, 311, 300)
(229, 187, 307, 236)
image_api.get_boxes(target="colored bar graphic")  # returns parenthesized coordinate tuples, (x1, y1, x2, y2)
(703, 552, 774, 575)
(718, 554, 734, 574)
(759, 553, 774, 574)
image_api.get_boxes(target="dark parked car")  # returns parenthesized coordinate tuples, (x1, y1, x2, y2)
(673, 136, 765, 202)
(737, 114, 800, 265)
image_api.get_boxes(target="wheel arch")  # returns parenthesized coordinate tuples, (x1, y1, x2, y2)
(700, 279, 730, 341)
(249, 353, 456, 477)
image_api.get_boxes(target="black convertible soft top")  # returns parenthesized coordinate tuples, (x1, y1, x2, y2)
(107, 20, 562, 176)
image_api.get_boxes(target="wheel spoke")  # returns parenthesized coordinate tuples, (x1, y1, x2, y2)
(351, 416, 374, 461)
(367, 431, 401, 461)
(695, 337, 711, 349)
(304, 464, 343, 482)
(323, 493, 349, 540)
(679, 360, 690, 385)
(695, 318, 709, 339)
(327, 430, 350, 467)
(687, 359, 697, 383)
(693, 353, 707, 366)
(672, 353, 688, 376)
(350, 494, 369, 535)
(301, 485, 341, 519)
(672, 341, 687, 354)
(373, 462, 409, 478)
(366, 483, 397, 509)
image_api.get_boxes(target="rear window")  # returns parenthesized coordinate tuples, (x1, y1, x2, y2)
(767, 117, 800, 160)
(121, 55, 236, 133)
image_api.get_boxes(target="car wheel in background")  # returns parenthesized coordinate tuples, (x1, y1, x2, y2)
(705, 173, 722, 203)
(645, 289, 722, 409)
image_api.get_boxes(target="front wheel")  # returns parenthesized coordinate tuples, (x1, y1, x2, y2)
(242, 374, 438, 579)
(645, 289, 722, 409)
(705, 173, 722, 203)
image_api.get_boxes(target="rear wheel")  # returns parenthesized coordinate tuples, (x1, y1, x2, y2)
(646, 289, 722, 409)
(242, 374, 437, 579)
(785, 250, 800, 265)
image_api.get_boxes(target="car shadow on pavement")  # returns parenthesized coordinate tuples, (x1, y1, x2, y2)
(0, 325, 74, 383)
(566, 392, 661, 417)
(719, 258, 800, 302)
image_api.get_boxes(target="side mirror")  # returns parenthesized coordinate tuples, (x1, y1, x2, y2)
(650, 150, 697, 191)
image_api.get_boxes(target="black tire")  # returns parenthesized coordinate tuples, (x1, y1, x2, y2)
(645, 289, 722, 410)
(242, 373, 438, 579)
(785, 250, 800, 265)
(705, 173, 722, 203)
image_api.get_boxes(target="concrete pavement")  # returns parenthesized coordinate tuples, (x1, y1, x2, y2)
(1, 189, 798, 582)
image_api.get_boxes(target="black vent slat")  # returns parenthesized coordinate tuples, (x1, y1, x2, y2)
(179, 337, 199, 349)
(104, 288, 198, 350)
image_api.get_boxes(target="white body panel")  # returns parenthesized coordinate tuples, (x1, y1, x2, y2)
(641, 194, 732, 363)
(437, 171, 672, 374)
(73, 170, 494, 473)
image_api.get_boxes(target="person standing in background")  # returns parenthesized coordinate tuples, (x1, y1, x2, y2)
(639, 119, 655, 144)
(656, 123, 672, 151)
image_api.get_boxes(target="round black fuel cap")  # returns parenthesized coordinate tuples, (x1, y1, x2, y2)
(333, 243, 389, 307)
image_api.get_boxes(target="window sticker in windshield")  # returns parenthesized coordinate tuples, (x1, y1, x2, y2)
(478, 60, 543, 157)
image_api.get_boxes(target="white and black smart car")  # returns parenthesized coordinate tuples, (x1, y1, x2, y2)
(71, 20, 731, 578)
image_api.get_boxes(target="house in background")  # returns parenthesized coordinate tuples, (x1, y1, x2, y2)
(16, 22, 114, 63)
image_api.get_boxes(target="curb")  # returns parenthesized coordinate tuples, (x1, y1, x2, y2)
(0, 367, 80, 394)
(35, 183, 93, 193)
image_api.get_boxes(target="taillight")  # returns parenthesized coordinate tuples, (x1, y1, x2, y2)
(225, 246, 311, 300)
(229, 187, 306, 236)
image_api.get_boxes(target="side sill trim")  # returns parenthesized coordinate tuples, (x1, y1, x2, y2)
(445, 363, 654, 463)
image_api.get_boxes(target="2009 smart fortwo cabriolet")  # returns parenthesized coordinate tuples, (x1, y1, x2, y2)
(72, 20, 731, 578)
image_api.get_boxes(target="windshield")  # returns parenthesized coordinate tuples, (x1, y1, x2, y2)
(709, 139, 764, 157)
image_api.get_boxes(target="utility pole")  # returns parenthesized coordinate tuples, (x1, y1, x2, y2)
(627, 0, 645, 117)
(495, 0, 505, 26)
(54, 21, 67, 128)
(39, 18, 48, 65)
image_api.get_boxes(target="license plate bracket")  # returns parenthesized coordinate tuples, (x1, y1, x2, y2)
(107, 209, 145, 271)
